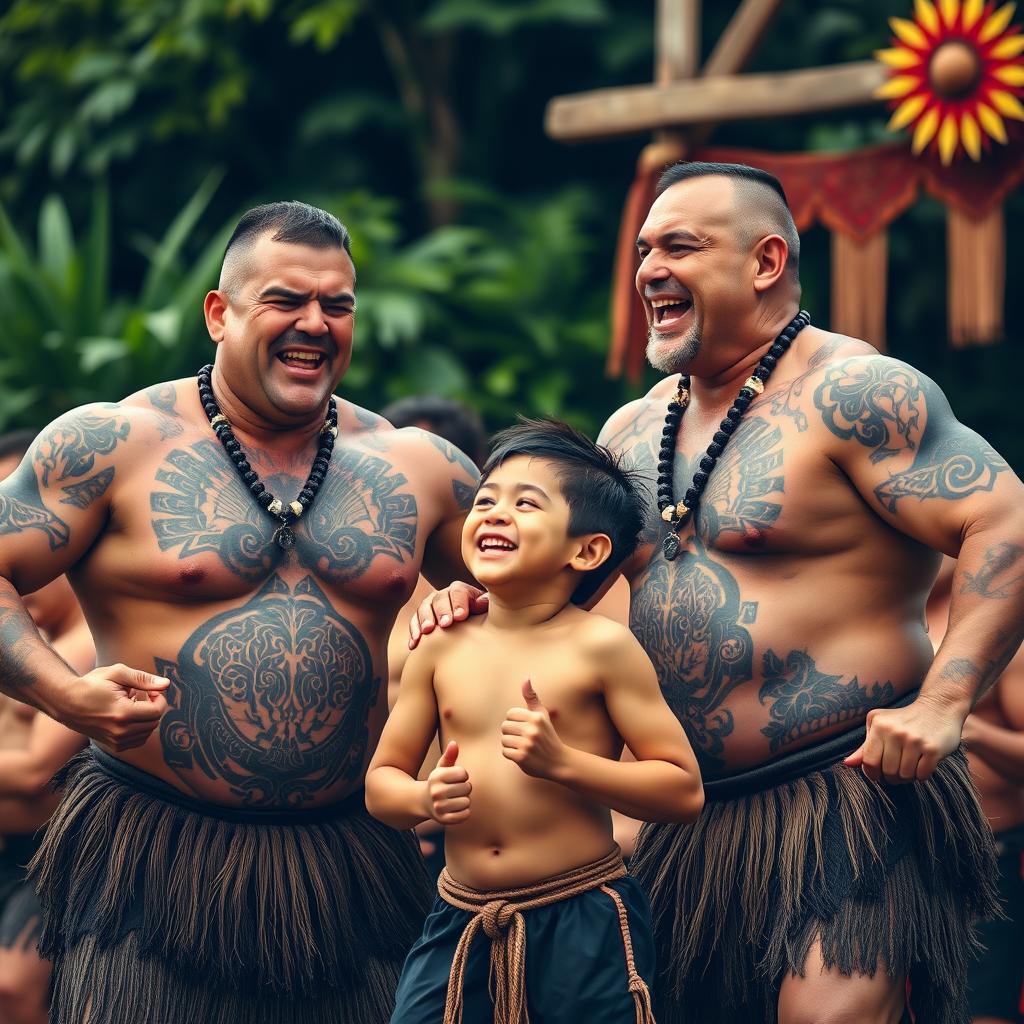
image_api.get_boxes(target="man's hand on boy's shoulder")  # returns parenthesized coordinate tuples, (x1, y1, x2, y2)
(407, 581, 488, 649)
(500, 680, 569, 781)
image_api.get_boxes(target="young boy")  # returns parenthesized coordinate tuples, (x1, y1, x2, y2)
(366, 419, 703, 1024)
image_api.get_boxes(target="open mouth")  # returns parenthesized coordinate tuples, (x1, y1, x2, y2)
(651, 297, 693, 328)
(477, 535, 518, 554)
(277, 350, 326, 370)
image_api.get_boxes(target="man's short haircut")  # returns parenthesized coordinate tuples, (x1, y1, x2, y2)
(655, 160, 800, 272)
(0, 429, 37, 463)
(219, 201, 352, 294)
(481, 418, 645, 605)
(381, 396, 487, 469)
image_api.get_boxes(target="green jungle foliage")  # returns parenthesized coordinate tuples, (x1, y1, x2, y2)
(0, 0, 1021, 465)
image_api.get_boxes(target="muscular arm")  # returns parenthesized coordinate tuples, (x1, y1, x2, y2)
(364, 642, 440, 829)
(0, 406, 169, 742)
(816, 356, 1024, 777)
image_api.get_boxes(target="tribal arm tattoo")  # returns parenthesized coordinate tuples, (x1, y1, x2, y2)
(813, 355, 1007, 515)
(815, 355, 1024, 714)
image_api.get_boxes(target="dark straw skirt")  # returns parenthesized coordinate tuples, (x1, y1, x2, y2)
(30, 746, 431, 1024)
(631, 739, 1000, 1024)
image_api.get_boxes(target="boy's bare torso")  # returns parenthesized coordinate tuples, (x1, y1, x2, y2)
(428, 609, 622, 890)
(603, 328, 960, 778)
(11, 379, 471, 810)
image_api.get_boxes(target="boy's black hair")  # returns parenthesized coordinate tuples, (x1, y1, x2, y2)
(481, 418, 645, 605)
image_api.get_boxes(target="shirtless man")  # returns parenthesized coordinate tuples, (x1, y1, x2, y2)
(929, 557, 1024, 1024)
(411, 163, 1024, 1024)
(0, 433, 92, 1024)
(0, 201, 478, 1024)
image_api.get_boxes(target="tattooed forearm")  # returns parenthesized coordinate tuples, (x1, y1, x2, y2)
(758, 649, 894, 752)
(960, 542, 1024, 599)
(0, 599, 43, 690)
(158, 574, 380, 805)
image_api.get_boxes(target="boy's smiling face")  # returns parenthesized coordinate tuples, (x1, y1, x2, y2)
(462, 456, 582, 592)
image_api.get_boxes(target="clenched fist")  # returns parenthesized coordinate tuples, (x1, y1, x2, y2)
(424, 740, 472, 825)
(500, 679, 567, 780)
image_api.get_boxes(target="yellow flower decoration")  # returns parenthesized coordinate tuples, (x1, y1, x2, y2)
(876, 0, 1024, 163)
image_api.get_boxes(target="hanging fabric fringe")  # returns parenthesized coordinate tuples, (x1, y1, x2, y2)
(830, 230, 888, 352)
(947, 204, 1005, 347)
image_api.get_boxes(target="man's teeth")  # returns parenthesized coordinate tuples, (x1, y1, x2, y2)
(479, 538, 516, 551)
(280, 351, 322, 365)
(650, 298, 692, 323)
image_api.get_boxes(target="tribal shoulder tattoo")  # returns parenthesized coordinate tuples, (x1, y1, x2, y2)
(814, 356, 1007, 513)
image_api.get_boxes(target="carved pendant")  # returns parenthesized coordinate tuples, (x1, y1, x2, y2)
(274, 525, 296, 550)
(663, 532, 680, 561)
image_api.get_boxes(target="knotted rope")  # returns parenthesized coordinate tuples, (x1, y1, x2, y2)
(437, 848, 655, 1024)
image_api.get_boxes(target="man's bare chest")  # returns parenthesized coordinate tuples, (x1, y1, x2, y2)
(107, 434, 429, 606)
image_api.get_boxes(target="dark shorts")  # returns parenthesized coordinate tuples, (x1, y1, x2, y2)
(390, 875, 655, 1024)
(968, 822, 1024, 1022)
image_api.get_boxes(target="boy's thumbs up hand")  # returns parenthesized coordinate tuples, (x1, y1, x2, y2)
(425, 740, 472, 825)
(501, 679, 567, 781)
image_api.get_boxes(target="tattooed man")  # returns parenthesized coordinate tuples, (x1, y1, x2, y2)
(0, 202, 479, 1024)
(410, 163, 1023, 1024)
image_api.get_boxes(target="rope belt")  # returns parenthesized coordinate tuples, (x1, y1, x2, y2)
(437, 847, 654, 1024)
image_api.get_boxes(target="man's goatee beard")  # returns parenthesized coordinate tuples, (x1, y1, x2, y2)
(646, 327, 701, 375)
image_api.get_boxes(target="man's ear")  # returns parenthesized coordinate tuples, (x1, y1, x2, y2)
(204, 290, 229, 343)
(569, 533, 613, 573)
(752, 235, 789, 293)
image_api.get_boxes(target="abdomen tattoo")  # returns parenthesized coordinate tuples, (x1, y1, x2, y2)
(157, 574, 381, 806)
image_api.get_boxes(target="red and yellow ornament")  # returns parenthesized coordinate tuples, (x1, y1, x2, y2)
(876, 0, 1024, 163)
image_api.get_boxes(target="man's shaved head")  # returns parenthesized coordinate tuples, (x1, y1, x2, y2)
(219, 201, 353, 296)
(655, 161, 800, 273)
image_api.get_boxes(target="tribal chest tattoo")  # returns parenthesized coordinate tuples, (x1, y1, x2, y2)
(157, 574, 381, 805)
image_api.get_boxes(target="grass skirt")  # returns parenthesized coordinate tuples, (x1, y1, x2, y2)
(30, 747, 431, 1024)
(631, 748, 999, 1024)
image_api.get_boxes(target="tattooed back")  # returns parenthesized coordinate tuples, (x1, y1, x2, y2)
(0, 379, 477, 808)
(600, 325, 1022, 779)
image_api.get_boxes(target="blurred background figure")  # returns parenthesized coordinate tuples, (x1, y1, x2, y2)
(928, 555, 1024, 1024)
(0, 432, 91, 1024)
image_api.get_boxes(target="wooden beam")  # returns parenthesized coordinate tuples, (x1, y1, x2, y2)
(703, 0, 784, 78)
(656, 0, 700, 84)
(545, 61, 887, 141)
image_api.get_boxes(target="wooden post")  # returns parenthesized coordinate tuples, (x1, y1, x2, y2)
(655, 0, 700, 148)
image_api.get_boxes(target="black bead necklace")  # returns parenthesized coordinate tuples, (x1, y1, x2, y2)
(196, 364, 338, 550)
(657, 310, 810, 561)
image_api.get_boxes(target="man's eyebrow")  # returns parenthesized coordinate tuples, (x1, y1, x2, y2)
(635, 229, 702, 250)
(258, 286, 355, 305)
